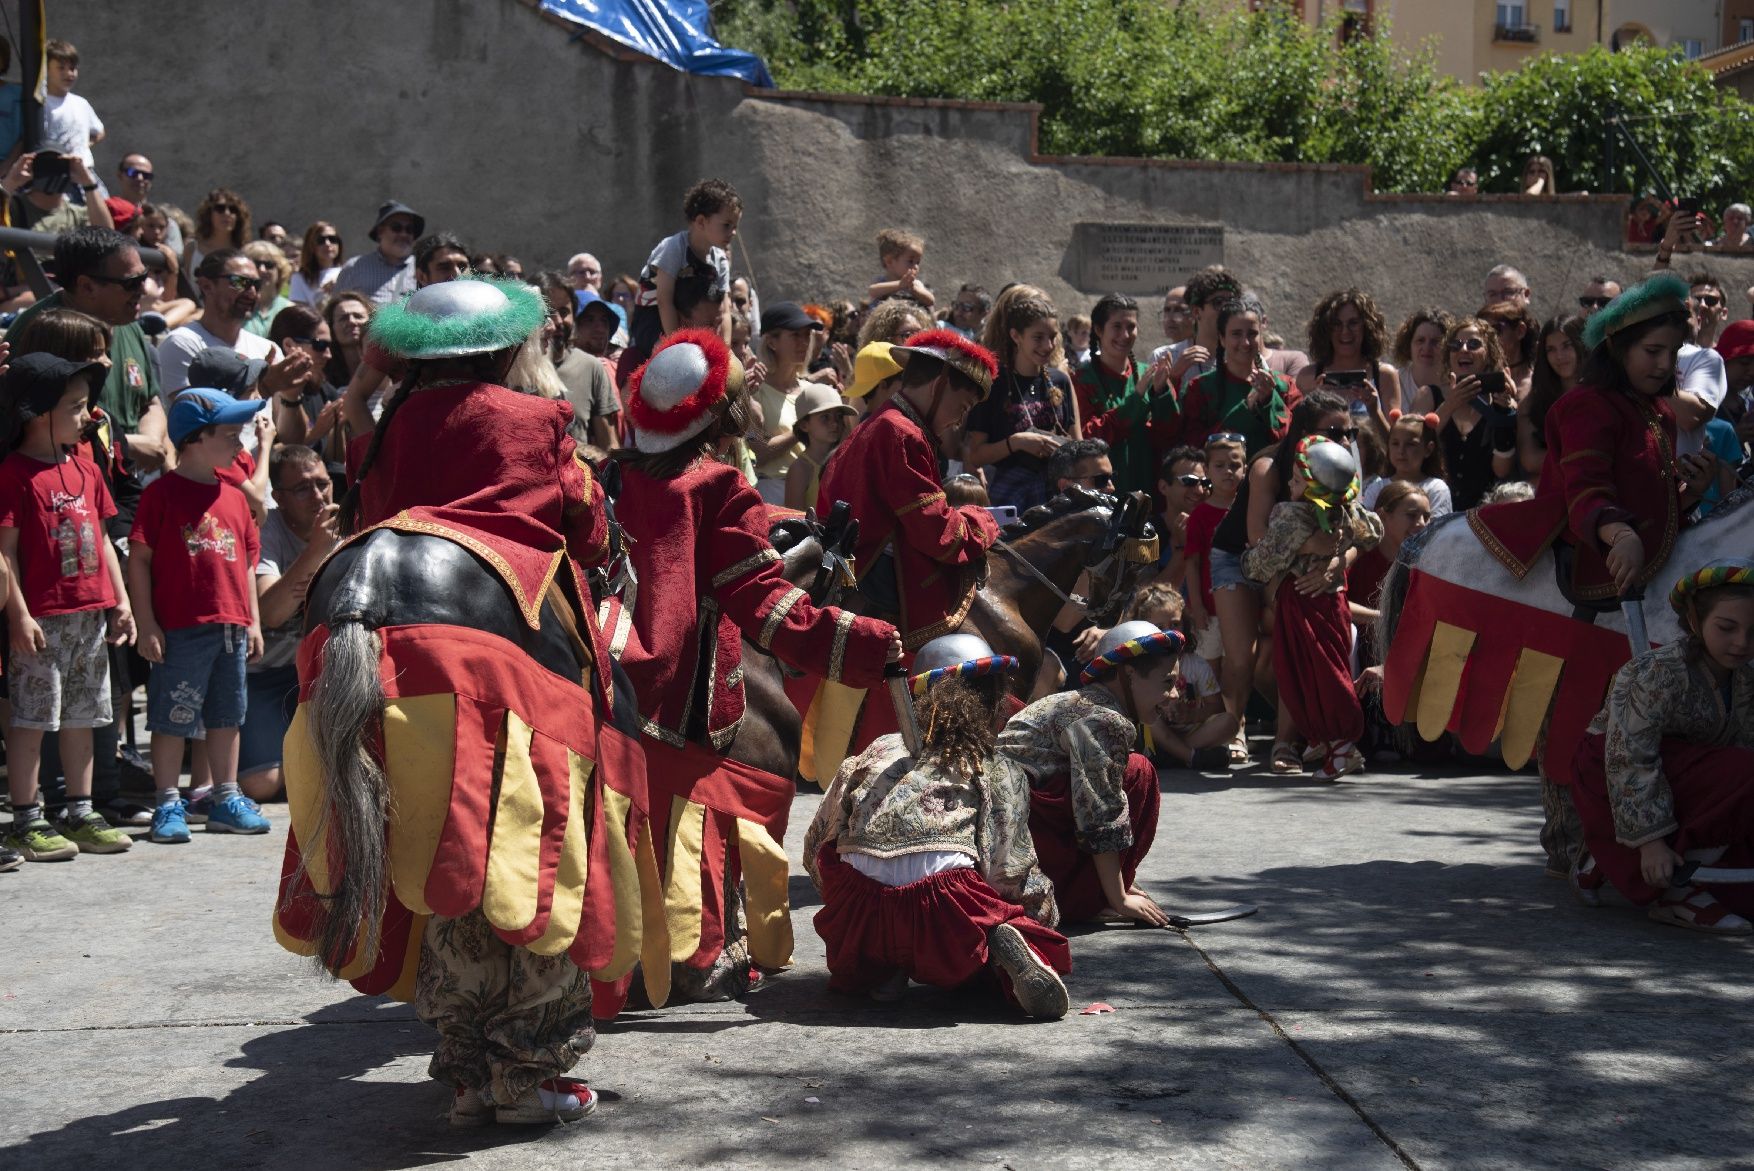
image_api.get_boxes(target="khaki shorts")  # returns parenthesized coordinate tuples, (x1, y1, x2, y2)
(9, 608, 112, 731)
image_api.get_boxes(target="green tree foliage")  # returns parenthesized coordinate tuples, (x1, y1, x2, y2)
(713, 0, 1754, 203)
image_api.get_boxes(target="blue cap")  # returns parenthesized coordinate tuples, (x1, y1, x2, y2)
(169, 387, 267, 444)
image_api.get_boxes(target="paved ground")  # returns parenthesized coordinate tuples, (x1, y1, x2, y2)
(3, 756, 1751, 1170)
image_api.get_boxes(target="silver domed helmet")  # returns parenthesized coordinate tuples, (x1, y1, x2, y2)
(1302, 435, 1357, 494)
(1080, 620, 1185, 686)
(909, 632, 1019, 696)
(367, 275, 547, 360)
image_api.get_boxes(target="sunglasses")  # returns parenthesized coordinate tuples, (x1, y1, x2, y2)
(87, 271, 150, 292)
(1208, 431, 1247, 446)
(1174, 474, 1214, 491)
(1696, 293, 1723, 308)
(1578, 296, 1612, 309)
(214, 204, 239, 214)
(289, 335, 332, 355)
(1448, 338, 1486, 352)
(1321, 425, 1359, 442)
(381, 221, 417, 235)
(1072, 472, 1116, 490)
(953, 302, 983, 313)
(221, 273, 266, 292)
(122, 165, 153, 182)
(317, 233, 342, 245)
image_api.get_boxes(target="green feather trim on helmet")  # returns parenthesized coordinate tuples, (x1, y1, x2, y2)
(1582, 273, 1690, 353)
(367, 275, 547, 360)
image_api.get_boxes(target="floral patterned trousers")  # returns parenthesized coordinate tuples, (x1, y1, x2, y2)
(414, 911, 595, 1104)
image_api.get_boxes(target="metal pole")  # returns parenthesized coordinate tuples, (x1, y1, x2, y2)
(20, 0, 41, 152)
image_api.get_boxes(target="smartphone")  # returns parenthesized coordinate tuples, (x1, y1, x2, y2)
(31, 151, 69, 181)
(1324, 369, 1369, 389)
(985, 505, 1019, 526)
(1478, 370, 1509, 398)
(1677, 197, 1702, 215)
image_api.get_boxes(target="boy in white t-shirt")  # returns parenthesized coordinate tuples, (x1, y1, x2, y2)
(41, 40, 104, 170)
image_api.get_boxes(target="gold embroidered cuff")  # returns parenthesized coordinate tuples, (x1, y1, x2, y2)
(758, 586, 807, 650)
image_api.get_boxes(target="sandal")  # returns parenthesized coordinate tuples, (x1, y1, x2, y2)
(1269, 741, 1304, 775)
(1301, 741, 1330, 767)
(1569, 854, 1605, 908)
(1314, 742, 1364, 782)
(1648, 886, 1754, 935)
(1227, 733, 1251, 765)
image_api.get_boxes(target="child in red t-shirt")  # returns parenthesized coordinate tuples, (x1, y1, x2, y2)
(1183, 433, 1246, 763)
(128, 389, 265, 844)
(0, 354, 136, 861)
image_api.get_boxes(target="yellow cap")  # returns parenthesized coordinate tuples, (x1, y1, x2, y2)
(847, 342, 903, 400)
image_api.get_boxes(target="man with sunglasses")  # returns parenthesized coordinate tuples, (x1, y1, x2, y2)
(1576, 277, 1621, 319)
(1046, 437, 1115, 497)
(330, 199, 424, 305)
(5, 227, 167, 472)
(1670, 275, 1731, 458)
(156, 249, 291, 400)
(113, 153, 180, 252)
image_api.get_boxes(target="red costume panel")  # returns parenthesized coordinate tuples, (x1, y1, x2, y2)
(813, 843, 1071, 1001)
(818, 397, 999, 649)
(1471, 384, 1679, 602)
(347, 382, 610, 627)
(1571, 733, 1754, 916)
(1027, 753, 1162, 923)
(614, 458, 891, 750)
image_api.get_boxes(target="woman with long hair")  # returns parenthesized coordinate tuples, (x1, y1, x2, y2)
(290, 221, 344, 307)
(1409, 317, 1519, 510)
(183, 187, 251, 276)
(1072, 292, 1178, 495)
(1296, 288, 1398, 422)
(964, 285, 1073, 511)
(1391, 307, 1454, 414)
(1519, 314, 1587, 482)
(1178, 296, 1297, 457)
(1479, 298, 1540, 398)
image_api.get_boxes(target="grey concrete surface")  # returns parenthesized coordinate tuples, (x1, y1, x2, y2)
(4, 759, 1750, 1170)
(58, 0, 1754, 348)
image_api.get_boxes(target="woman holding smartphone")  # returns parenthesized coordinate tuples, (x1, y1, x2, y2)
(1296, 289, 1399, 421)
(1409, 317, 1519, 510)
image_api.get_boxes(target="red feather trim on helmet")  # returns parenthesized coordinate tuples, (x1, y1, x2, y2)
(901, 328, 1000, 383)
(625, 328, 733, 436)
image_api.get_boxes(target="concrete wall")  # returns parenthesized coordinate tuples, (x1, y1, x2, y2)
(59, 0, 1754, 353)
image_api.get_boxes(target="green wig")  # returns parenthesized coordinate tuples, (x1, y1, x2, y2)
(367, 275, 547, 360)
(1582, 273, 1690, 353)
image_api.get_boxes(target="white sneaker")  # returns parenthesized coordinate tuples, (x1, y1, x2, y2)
(495, 1077, 599, 1124)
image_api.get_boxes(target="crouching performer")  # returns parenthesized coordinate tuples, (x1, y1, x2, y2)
(603, 328, 901, 1012)
(805, 634, 1072, 1019)
(998, 622, 1186, 927)
(273, 278, 657, 1127)
(1570, 561, 1754, 934)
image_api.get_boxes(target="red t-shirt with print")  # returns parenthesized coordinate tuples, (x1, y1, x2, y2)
(0, 451, 118, 617)
(1182, 499, 1228, 614)
(129, 471, 259, 630)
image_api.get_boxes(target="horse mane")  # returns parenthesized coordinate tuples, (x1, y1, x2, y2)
(1011, 487, 1112, 535)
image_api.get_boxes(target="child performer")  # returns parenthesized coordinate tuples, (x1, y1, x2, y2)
(805, 633, 1070, 1018)
(1241, 436, 1382, 781)
(996, 622, 1187, 927)
(614, 328, 901, 999)
(784, 384, 856, 511)
(0, 354, 136, 860)
(1122, 585, 1238, 770)
(1569, 562, 1754, 934)
(1361, 411, 1453, 517)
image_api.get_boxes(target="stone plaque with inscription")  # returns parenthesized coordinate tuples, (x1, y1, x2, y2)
(1069, 222, 1225, 294)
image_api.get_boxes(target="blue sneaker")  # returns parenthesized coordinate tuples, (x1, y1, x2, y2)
(206, 794, 271, 835)
(150, 801, 191, 844)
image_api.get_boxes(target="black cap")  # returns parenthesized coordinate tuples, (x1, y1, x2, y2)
(369, 200, 426, 241)
(186, 347, 267, 398)
(760, 301, 825, 334)
(0, 352, 106, 419)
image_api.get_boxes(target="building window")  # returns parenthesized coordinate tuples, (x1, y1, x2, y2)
(1495, 3, 1538, 42)
(1554, 0, 1571, 33)
(1682, 38, 1704, 58)
(1741, 18, 1754, 44)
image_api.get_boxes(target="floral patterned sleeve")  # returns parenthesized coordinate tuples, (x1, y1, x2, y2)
(976, 755, 1059, 927)
(1064, 710, 1139, 855)
(1241, 501, 1318, 583)
(1348, 503, 1383, 552)
(804, 736, 894, 885)
(1602, 654, 1686, 847)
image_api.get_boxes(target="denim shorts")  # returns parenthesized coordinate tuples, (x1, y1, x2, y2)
(147, 624, 249, 736)
(238, 663, 300, 778)
(1210, 548, 1262, 594)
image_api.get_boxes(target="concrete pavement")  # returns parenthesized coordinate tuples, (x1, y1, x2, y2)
(3, 760, 1750, 1170)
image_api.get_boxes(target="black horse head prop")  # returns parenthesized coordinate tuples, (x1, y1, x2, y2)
(1086, 490, 1158, 625)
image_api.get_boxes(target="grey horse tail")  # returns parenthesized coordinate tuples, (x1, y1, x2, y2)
(308, 620, 389, 974)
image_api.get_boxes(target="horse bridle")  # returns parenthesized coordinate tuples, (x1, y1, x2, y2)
(991, 490, 1159, 622)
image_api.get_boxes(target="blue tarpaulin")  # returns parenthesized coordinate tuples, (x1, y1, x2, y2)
(541, 0, 775, 87)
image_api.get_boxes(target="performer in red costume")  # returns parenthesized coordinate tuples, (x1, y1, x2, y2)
(275, 277, 640, 1128)
(608, 327, 901, 1005)
(818, 328, 1001, 651)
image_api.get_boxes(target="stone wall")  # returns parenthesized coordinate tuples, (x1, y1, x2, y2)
(61, 0, 1754, 350)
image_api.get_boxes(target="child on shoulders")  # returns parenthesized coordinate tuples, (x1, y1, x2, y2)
(867, 228, 933, 311)
(627, 179, 741, 365)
